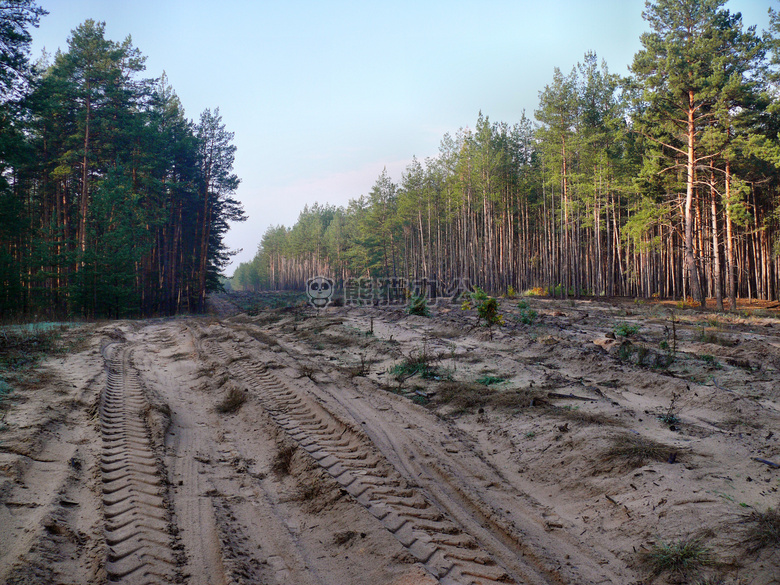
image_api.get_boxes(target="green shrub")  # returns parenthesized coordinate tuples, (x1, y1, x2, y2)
(461, 287, 504, 332)
(406, 293, 430, 317)
(477, 297, 504, 327)
(700, 354, 722, 369)
(390, 347, 441, 383)
(476, 375, 505, 386)
(517, 301, 537, 325)
(614, 322, 641, 337)
(461, 286, 488, 310)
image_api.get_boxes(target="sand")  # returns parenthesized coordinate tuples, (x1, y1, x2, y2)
(1, 294, 778, 584)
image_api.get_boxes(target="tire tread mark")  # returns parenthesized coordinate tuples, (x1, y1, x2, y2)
(211, 340, 515, 585)
(100, 342, 176, 584)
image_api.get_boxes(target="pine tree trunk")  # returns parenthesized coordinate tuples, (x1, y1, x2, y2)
(685, 93, 704, 307)
(78, 90, 91, 265)
(710, 165, 723, 311)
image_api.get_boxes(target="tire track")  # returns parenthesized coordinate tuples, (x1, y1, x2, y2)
(100, 341, 176, 584)
(207, 339, 530, 585)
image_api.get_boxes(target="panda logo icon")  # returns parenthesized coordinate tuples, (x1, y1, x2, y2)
(306, 276, 334, 309)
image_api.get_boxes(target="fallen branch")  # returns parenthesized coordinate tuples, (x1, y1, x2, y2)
(547, 392, 596, 401)
(752, 457, 780, 469)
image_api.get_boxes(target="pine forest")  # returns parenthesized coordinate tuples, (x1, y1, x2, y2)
(233, 1, 780, 311)
(1, 4, 245, 318)
(6, 1, 780, 318)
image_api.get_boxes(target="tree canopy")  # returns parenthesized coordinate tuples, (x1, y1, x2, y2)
(0, 11, 245, 318)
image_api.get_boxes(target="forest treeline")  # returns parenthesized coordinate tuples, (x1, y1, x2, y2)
(233, 0, 780, 310)
(0, 3, 244, 318)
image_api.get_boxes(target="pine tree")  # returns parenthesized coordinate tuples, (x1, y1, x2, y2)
(630, 0, 755, 307)
(0, 0, 47, 100)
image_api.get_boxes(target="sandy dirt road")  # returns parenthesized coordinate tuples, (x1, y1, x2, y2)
(1, 295, 779, 584)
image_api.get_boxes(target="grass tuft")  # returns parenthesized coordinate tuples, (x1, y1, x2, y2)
(298, 478, 325, 502)
(696, 328, 737, 347)
(272, 444, 297, 476)
(390, 346, 443, 383)
(740, 507, 780, 554)
(0, 325, 64, 409)
(297, 364, 318, 380)
(434, 381, 543, 414)
(435, 381, 489, 412)
(613, 322, 641, 337)
(476, 374, 505, 386)
(216, 386, 247, 413)
(640, 537, 713, 578)
(603, 433, 675, 469)
(552, 407, 623, 427)
(700, 354, 722, 369)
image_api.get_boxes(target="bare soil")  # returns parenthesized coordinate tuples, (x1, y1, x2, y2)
(1, 294, 779, 584)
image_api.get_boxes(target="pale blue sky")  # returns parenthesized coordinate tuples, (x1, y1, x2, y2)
(29, 0, 773, 273)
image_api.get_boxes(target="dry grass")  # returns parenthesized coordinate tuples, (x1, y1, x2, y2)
(233, 324, 280, 347)
(551, 407, 624, 427)
(427, 326, 463, 339)
(299, 328, 368, 350)
(296, 472, 329, 512)
(333, 530, 358, 546)
(489, 388, 545, 410)
(297, 364, 318, 380)
(696, 328, 738, 347)
(342, 354, 374, 378)
(272, 444, 297, 476)
(215, 386, 247, 413)
(249, 312, 288, 327)
(602, 433, 676, 470)
(740, 507, 780, 554)
(435, 381, 489, 412)
(434, 381, 544, 414)
(714, 417, 763, 431)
